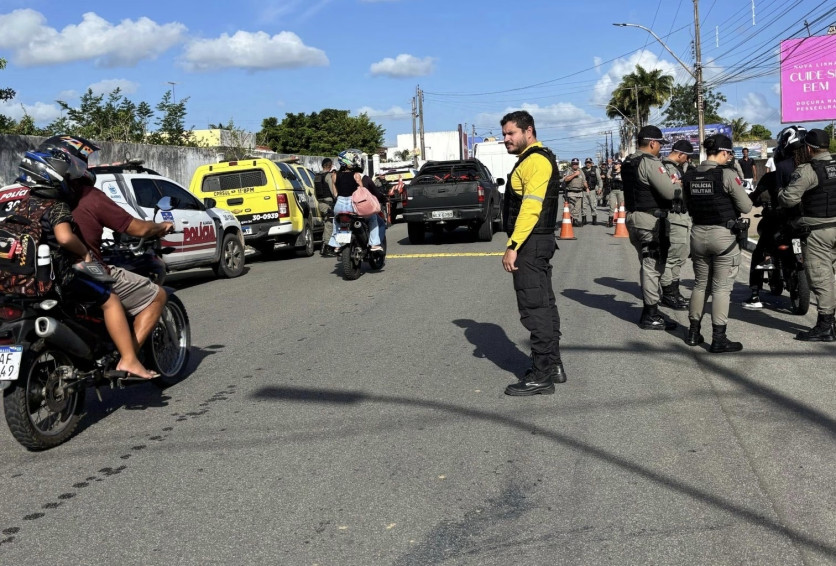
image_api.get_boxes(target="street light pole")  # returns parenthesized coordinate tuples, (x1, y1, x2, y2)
(613, 7, 706, 159)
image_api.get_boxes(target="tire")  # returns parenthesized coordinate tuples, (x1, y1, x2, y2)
(213, 232, 245, 278)
(407, 222, 425, 245)
(297, 222, 315, 257)
(147, 295, 191, 387)
(477, 216, 493, 242)
(790, 269, 810, 315)
(492, 200, 503, 233)
(768, 268, 784, 296)
(3, 349, 85, 450)
(341, 244, 362, 280)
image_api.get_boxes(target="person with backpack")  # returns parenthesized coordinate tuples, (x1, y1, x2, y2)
(6, 146, 159, 379)
(315, 158, 337, 257)
(324, 149, 386, 254)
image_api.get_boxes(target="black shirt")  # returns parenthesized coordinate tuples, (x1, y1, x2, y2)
(739, 157, 755, 178)
(335, 171, 385, 200)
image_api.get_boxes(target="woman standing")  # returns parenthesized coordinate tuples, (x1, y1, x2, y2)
(683, 134, 753, 352)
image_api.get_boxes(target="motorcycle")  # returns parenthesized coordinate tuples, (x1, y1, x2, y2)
(755, 207, 810, 315)
(0, 197, 191, 450)
(333, 211, 386, 280)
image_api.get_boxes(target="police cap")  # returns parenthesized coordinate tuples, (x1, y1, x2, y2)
(571, 158, 579, 164)
(585, 157, 593, 163)
(637, 125, 665, 142)
(671, 140, 694, 154)
(703, 134, 733, 153)
(804, 128, 828, 149)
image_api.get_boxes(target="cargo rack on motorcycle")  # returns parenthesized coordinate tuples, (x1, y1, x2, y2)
(89, 159, 161, 176)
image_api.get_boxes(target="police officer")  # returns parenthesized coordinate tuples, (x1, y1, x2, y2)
(659, 140, 694, 310)
(581, 157, 602, 225)
(562, 158, 586, 227)
(500, 110, 565, 396)
(777, 128, 836, 341)
(683, 134, 752, 352)
(607, 159, 624, 227)
(317, 158, 337, 257)
(623, 125, 679, 330)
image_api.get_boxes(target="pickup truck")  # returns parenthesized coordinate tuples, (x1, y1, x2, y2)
(402, 158, 504, 244)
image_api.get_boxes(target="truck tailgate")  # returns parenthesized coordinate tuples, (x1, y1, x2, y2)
(408, 181, 479, 211)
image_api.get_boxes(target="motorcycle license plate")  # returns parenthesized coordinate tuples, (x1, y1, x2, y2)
(792, 239, 802, 254)
(432, 210, 454, 219)
(242, 226, 252, 235)
(335, 233, 352, 244)
(0, 345, 23, 381)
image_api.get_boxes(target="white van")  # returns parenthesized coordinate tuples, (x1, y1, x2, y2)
(473, 141, 518, 193)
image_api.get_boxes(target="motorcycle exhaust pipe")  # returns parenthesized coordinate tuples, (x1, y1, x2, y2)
(35, 317, 92, 360)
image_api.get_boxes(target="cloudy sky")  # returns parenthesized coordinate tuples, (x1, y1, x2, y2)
(0, 0, 834, 158)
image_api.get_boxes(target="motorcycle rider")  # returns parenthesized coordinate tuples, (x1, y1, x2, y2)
(41, 135, 175, 373)
(777, 128, 836, 341)
(326, 149, 386, 253)
(682, 134, 752, 352)
(743, 125, 806, 309)
(15, 144, 158, 379)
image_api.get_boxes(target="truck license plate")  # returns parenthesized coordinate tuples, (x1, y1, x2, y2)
(0, 345, 23, 381)
(432, 210, 454, 219)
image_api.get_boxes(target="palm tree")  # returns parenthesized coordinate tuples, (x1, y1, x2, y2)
(606, 64, 674, 129)
(730, 117, 750, 142)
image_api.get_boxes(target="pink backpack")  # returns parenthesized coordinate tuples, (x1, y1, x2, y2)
(351, 178, 381, 217)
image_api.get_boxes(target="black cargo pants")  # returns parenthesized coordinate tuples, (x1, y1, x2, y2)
(512, 233, 561, 373)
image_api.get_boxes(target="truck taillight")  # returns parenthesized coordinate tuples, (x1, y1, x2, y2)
(477, 185, 485, 203)
(0, 305, 22, 321)
(277, 193, 289, 217)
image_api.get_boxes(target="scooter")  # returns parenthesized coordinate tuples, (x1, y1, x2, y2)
(333, 211, 386, 280)
(755, 207, 810, 315)
(0, 197, 191, 450)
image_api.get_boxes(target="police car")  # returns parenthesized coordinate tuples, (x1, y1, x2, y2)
(0, 160, 247, 279)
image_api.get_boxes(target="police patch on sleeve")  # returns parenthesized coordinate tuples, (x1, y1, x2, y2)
(658, 166, 666, 174)
(735, 177, 742, 185)
(790, 171, 802, 183)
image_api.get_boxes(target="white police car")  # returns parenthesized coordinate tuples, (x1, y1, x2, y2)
(91, 160, 246, 278)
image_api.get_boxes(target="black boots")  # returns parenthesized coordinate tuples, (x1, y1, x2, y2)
(607, 216, 614, 228)
(709, 324, 743, 353)
(795, 313, 836, 342)
(685, 320, 704, 346)
(592, 215, 598, 226)
(505, 369, 555, 396)
(639, 304, 677, 330)
(661, 281, 689, 310)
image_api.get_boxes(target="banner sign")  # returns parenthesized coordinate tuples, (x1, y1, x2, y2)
(659, 124, 732, 157)
(780, 34, 836, 122)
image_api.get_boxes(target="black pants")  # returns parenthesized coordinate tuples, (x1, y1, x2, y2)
(512, 233, 561, 372)
(749, 215, 780, 288)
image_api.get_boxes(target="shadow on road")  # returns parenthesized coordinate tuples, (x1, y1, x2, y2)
(249, 382, 836, 559)
(452, 319, 530, 377)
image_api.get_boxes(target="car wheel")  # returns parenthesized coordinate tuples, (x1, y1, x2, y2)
(213, 232, 245, 278)
(477, 217, 493, 241)
(297, 221, 315, 257)
(407, 222, 425, 245)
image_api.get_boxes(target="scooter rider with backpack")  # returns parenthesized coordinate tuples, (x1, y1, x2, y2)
(325, 149, 386, 254)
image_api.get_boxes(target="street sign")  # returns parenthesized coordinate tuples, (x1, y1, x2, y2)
(828, 24, 836, 35)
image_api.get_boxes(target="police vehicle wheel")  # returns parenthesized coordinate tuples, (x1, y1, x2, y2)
(214, 232, 245, 278)
(297, 222, 315, 257)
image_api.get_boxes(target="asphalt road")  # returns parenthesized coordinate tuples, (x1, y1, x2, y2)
(1, 214, 835, 566)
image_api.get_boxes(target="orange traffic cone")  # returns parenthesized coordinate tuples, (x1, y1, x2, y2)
(614, 203, 628, 238)
(557, 202, 576, 240)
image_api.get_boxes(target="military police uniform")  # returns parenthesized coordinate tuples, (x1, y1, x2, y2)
(562, 158, 586, 226)
(581, 159, 602, 225)
(607, 160, 624, 226)
(503, 141, 565, 394)
(777, 128, 836, 341)
(659, 140, 694, 310)
(622, 126, 679, 329)
(683, 134, 752, 352)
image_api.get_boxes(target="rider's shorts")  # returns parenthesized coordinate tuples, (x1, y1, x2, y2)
(110, 266, 161, 316)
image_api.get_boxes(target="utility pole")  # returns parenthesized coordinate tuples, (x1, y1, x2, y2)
(694, 0, 706, 161)
(417, 85, 426, 160)
(411, 96, 418, 167)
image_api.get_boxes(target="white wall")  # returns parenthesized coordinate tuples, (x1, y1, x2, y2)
(394, 131, 462, 162)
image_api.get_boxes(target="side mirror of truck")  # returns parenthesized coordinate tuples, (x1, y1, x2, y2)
(496, 178, 505, 186)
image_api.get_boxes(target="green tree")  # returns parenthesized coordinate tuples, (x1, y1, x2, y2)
(148, 90, 196, 146)
(258, 109, 384, 156)
(0, 58, 14, 102)
(747, 124, 772, 140)
(606, 64, 674, 130)
(730, 117, 749, 142)
(50, 88, 154, 142)
(661, 83, 727, 127)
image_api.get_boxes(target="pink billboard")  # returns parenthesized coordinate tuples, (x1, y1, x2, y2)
(780, 34, 836, 123)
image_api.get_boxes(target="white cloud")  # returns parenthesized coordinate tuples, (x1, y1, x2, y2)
(593, 56, 603, 75)
(772, 83, 781, 95)
(0, 99, 62, 124)
(477, 102, 605, 133)
(370, 54, 434, 78)
(356, 105, 411, 120)
(592, 50, 684, 107)
(0, 9, 186, 67)
(719, 92, 779, 125)
(87, 79, 140, 96)
(181, 30, 328, 72)
(57, 89, 78, 101)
